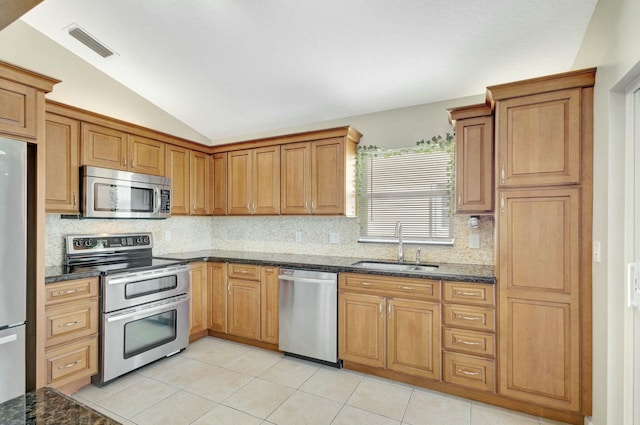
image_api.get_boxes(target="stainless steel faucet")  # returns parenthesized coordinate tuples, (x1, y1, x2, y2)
(395, 221, 403, 263)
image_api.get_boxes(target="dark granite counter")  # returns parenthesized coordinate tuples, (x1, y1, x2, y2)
(45, 249, 495, 284)
(0, 387, 120, 424)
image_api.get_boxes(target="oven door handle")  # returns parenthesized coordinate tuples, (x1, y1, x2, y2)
(106, 265, 189, 285)
(106, 294, 189, 323)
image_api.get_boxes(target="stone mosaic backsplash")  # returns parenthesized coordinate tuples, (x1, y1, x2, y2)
(45, 214, 493, 267)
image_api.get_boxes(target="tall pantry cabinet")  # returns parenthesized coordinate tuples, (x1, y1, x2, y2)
(487, 68, 595, 418)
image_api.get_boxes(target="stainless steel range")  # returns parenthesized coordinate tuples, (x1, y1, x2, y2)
(64, 233, 190, 385)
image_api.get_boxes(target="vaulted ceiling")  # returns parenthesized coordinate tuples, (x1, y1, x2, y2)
(19, 0, 597, 144)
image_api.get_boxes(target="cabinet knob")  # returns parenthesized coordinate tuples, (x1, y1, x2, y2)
(72, 192, 77, 208)
(123, 156, 127, 167)
(501, 164, 505, 184)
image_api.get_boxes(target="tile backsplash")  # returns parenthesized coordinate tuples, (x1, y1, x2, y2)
(45, 214, 493, 267)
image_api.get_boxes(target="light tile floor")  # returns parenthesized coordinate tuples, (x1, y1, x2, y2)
(72, 337, 571, 425)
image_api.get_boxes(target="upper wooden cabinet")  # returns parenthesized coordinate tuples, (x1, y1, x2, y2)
(448, 104, 493, 214)
(211, 152, 227, 215)
(166, 144, 190, 215)
(190, 150, 211, 215)
(228, 146, 280, 215)
(128, 134, 165, 176)
(45, 113, 80, 213)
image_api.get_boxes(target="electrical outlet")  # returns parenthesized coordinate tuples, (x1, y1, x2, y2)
(329, 232, 340, 244)
(295, 231, 302, 242)
(469, 234, 480, 249)
(164, 230, 172, 241)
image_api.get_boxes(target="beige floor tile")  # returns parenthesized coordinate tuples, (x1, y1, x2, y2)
(96, 376, 179, 419)
(132, 390, 216, 425)
(137, 355, 219, 388)
(223, 378, 295, 419)
(259, 357, 321, 388)
(267, 391, 342, 425)
(299, 366, 364, 403)
(346, 376, 412, 421)
(192, 404, 264, 425)
(72, 372, 145, 404)
(471, 401, 540, 425)
(224, 348, 284, 376)
(73, 399, 137, 425)
(403, 388, 471, 425)
(183, 366, 253, 402)
(183, 337, 254, 366)
(331, 405, 402, 425)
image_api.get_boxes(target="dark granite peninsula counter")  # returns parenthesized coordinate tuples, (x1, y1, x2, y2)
(45, 249, 495, 284)
(0, 387, 120, 424)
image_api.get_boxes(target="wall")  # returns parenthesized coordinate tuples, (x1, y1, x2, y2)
(572, 0, 640, 423)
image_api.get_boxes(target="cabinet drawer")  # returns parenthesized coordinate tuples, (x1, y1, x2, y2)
(443, 281, 495, 306)
(45, 336, 98, 387)
(443, 304, 495, 331)
(45, 278, 99, 305)
(340, 273, 440, 300)
(227, 263, 260, 280)
(443, 352, 495, 392)
(443, 328, 495, 357)
(45, 299, 98, 348)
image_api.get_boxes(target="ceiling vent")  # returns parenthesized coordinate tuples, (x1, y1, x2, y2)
(68, 26, 113, 58)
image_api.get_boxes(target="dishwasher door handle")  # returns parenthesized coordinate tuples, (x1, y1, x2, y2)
(278, 275, 336, 285)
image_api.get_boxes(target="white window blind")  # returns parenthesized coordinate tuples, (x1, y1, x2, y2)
(358, 149, 454, 244)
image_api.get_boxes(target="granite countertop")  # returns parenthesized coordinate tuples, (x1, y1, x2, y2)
(0, 387, 120, 425)
(46, 249, 495, 284)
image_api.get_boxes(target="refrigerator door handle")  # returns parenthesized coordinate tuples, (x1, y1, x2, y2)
(0, 333, 17, 346)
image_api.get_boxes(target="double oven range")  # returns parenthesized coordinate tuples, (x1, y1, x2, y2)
(64, 233, 190, 385)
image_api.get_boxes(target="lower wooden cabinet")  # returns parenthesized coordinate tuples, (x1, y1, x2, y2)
(227, 275, 261, 340)
(443, 352, 495, 392)
(260, 267, 279, 344)
(43, 277, 99, 388)
(207, 262, 227, 333)
(189, 262, 208, 339)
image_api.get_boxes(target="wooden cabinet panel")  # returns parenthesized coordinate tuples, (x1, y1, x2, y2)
(281, 142, 312, 214)
(190, 150, 210, 215)
(312, 138, 345, 215)
(45, 113, 79, 213)
(44, 300, 98, 348)
(45, 336, 98, 388)
(227, 278, 261, 340)
(260, 266, 279, 344)
(211, 152, 227, 215)
(207, 262, 227, 333)
(166, 144, 190, 215)
(227, 263, 260, 280)
(387, 299, 440, 379)
(453, 113, 493, 213)
(443, 328, 495, 357)
(443, 304, 495, 332)
(189, 262, 208, 339)
(227, 149, 252, 215)
(442, 282, 495, 306)
(253, 146, 280, 215)
(496, 89, 581, 187)
(443, 352, 495, 392)
(340, 272, 440, 301)
(0, 79, 36, 138)
(129, 134, 165, 176)
(338, 292, 385, 368)
(45, 278, 98, 305)
(81, 123, 127, 170)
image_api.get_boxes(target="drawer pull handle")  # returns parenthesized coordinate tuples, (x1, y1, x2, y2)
(56, 288, 81, 296)
(457, 339, 481, 346)
(455, 290, 479, 297)
(359, 282, 373, 286)
(457, 368, 480, 377)
(457, 314, 482, 321)
(59, 321, 79, 328)
(58, 360, 81, 370)
(398, 286, 415, 290)
(378, 303, 382, 317)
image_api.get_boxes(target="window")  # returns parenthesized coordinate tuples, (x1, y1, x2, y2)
(356, 140, 454, 245)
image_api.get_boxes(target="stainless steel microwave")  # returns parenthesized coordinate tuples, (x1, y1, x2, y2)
(81, 166, 171, 219)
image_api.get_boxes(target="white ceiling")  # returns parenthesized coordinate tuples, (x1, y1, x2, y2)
(20, 0, 597, 144)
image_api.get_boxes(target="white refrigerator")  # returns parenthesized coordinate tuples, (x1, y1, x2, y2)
(0, 137, 26, 403)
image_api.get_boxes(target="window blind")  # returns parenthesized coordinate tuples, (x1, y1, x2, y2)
(358, 149, 454, 244)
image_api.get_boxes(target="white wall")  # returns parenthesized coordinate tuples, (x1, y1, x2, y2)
(572, 0, 640, 423)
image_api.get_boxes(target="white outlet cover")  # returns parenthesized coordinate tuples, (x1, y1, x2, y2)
(469, 234, 480, 249)
(329, 233, 340, 244)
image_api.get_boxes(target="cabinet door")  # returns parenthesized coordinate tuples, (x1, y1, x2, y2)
(129, 135, 165, 176)
(281, 142, 312, 214)
(227, 278, 261, 340)
(260, 266, 279, 344)
(338, 292, 385, 368)
(312, 138, 345, 215)
(207, 262, 227, 333)
(45, 113, 79, 213)
(253, 146, 280, 215)
(211, 153, 227, 215)
(387, 299, 440, 380)
(496, 89, 581, 187)
(166, 144, 190, 215)
(498, 188, 580, 411)
(455, 116, 493, 213)
(190, 150, 210, 215)
(227, 149, 252, 215)
(189, 262, 208, 339)
(81, 123, 127, 170)
(0, 79, 36, 139)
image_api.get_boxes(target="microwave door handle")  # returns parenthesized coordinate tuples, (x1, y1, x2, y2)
(154, 187, 160, 213)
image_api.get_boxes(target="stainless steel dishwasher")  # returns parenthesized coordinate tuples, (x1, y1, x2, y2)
(278, 268, 340, 366)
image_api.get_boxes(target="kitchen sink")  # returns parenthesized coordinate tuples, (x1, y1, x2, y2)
(351, 260, 439, 272)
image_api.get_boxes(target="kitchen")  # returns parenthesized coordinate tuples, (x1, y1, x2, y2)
(0, 1, 639, 425)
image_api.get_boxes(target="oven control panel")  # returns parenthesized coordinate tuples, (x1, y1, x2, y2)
(66, 233, 153, 253)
